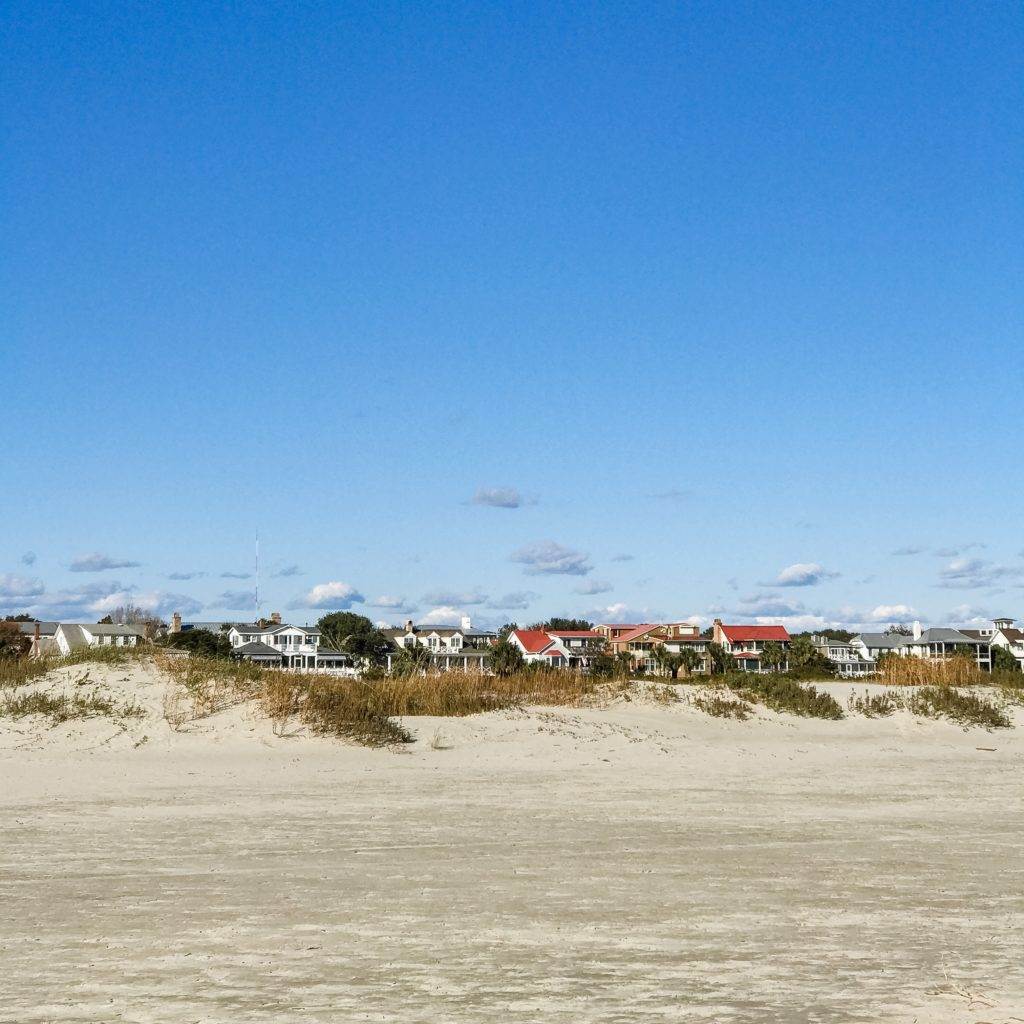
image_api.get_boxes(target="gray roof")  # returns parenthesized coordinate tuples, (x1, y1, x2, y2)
(315, 647, 352, 660)
(16, 621, 59, 636)
(855, 633, 909, 648)
(912, 628, 986, 646)
(84, 623, 147, 636)
(234, 641, 284, 658)
(180, 621, 234, 633)
(57, 624, 88, 650)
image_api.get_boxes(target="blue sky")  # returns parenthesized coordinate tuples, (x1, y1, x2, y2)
(3, 1, 1022, 630)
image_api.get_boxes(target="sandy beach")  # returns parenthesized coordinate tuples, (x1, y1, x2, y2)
(2, 661, 1023, 1023)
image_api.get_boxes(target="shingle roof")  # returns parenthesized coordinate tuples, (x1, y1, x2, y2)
(57, 624, 87, 650)
(235, 641, 283, 657)
(855, 633, 908, 648)
(16, 621, 59, 636)
(913, 628, 986, 645)
(548, 630, 603, 639)
(84, 624, 146, 636)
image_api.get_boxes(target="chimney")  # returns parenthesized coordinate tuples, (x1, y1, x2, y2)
(712, 617, 724, 644)
(405, 619, 414, 633)
(33, 621, 40, 655)
(270, 611, 282, 625)
(461, 615, 472, 632)
(912, 620, 922, 640)
(170, 612, 182, 634)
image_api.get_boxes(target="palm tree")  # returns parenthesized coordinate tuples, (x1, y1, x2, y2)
(677, 646, 703, 677)
(614, 649, 634, 679)
(761, 641, 785, 673)
(486, 640, 525, 677)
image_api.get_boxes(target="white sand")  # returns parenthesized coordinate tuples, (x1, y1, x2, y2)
(2, 661, 1022, 1022)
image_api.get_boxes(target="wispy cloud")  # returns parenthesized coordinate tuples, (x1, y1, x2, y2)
(770, 563, 839, 588)
(421, 588, 488, 607)
(647, 489, 691, 501)
(271, 565, 303, 578)
(69, 553, 141, 573)
(891, 545, 926, 556)
(220, 571, 252, 580)
(470, 486, 529, 509)
(936, 558, 1024, 590)
(289, 581, 364, 610)
(366, 595, 417, 612)
(511, 541, 592, 576)
(486, 591, 539, 611)
(20, 552, 36, 566)
(609, 553, 634, 563)
(0, 574, 45, 601)
(573, 580, 613, 595)
(933, 542, 986, 558)
(737, 592, 809, 617)
(216, 590, 257, 610)
(167, 571, 206, 581)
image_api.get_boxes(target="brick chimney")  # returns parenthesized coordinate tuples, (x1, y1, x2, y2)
(270, 611, 282, 625)
(712, 618, 725, 644)
(170, 612, 182, 634)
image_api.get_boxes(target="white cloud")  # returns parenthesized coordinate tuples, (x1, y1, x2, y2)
(511, 541, 592, 576)
(290, 581, 364, 610)
(69, 553, 141, 573)
(772, 563, 839, 587)
(573, 580, 613, 595)
(582, 602, 665, 624)
(864, 604, 917, 622)
(471, 487, 527, 509)
(418, 605, 464, 625)
(421, 588, 488, 606)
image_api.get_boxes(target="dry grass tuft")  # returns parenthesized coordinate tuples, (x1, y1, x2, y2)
(694, 690, 752, 720)
(879, 655, 983, 688)
(1, 687, 143, 725)
(847, 684, 1011, 729)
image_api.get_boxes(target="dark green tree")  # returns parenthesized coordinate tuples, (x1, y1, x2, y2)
(317, 612, 393, 665)
(991, 645, 1021, 673)
(163, 629, 232, 659)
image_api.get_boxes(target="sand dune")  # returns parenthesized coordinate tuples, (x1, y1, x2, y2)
(2, 660, 1022, 1022)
